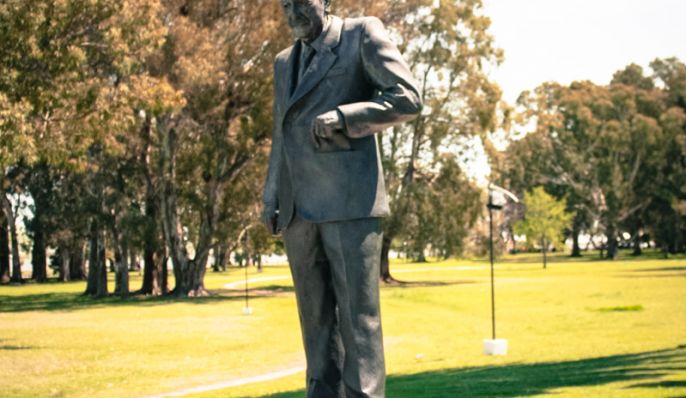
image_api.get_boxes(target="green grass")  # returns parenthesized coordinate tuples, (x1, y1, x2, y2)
(1, 250, 685, 398)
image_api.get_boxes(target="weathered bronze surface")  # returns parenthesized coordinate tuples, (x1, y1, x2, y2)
(262, 1, 421, 396)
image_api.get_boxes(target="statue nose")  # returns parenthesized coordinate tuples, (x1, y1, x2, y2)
(288, 14, 307, 27)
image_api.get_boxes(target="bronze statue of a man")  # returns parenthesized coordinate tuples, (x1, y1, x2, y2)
(262, 0, 421, 396)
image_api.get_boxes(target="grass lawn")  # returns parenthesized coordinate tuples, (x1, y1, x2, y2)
(1, 250, 685, 397)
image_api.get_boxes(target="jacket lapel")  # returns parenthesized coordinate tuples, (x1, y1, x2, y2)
(286, 16, 343, 111)
(282, 41, 300, 109)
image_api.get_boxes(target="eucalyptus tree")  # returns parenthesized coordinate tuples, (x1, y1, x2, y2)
(502, 63, 683, 259)
(372, 0, 502, 279)
(1, 0, 168, 292)
(133, 0, 290, 296)
(648, 58, 686, 253)
(0, 93, 31, 283)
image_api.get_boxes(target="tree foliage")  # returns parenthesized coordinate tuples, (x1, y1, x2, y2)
(514, 187, 572, 258)
(378, 0, 502, 277)
(500, 60, 686, 258)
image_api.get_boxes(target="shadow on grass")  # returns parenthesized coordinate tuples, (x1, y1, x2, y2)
(0, 344, 34, 350)
(382, 280, 477, 289)
(0, 287, 294, 313)
(261, 345, 686, 398)
(0, 280, 478, 313)
(471, 249, 686, 265)
(632, 266, 686, 273)
(249, 285, 296, 295)
(631, 380, 686, 388)
(618, 266, 686, 279)
(0, 338, 34, 350)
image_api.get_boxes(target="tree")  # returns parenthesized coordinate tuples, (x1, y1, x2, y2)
(502, 63, 680, 259)
(0, 92, 32, 283)
(0, 0, 501, 291)
(395, 154, 482, 261)
(1, 0, 168, 292)
(648, 58, 686, 254)
(514, 187, 572, 268)
(141, 0, 285, 296)
(377, 0, 502, 279)
(0, 216, 9, 283)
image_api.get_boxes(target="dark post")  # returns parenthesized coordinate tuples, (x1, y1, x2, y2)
(243, 227, 250, 314)
(484, 184, 518, 355)
(244, 256, 249, 310)
(488, 191, 496, 340)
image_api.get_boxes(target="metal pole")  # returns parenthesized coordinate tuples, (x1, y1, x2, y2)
(489, 193, 496, 340)
(244, 258, 249, 309)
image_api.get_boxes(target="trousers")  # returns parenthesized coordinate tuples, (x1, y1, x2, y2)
(283, 213, 385, 398)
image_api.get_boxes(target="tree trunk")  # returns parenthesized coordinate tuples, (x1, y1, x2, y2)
(59, 246, 71, 282)
(136, 115, 166, 295)
(2, 193, 22, 283)
(679, 221, 684, 253)
(571, 217, 582, 257)
(509, 226, 517, 254)
(113, 232, 129, 299)
(140, 246, 167, 296)
(1, 217, 10, 283)
(31, 223, 48, 282)
(542, 236, 548, 269)
(632, 236, 642, 256)
(84, 221, 108, 297)
(632, 227, 642, 256)
(138, 196, 167, 295)
(606, 224, 618, 260)
(256, 254, 262, 272)
(168, 202, 211, 297)
(171, 257, 209, 297)
(129, 249, 140, 272)
(158, 124, 213, 297)
(584, 234, 594, 251)
(213, 243, 229, 272)
(69, 241, 86, 280)
(380, 234, 396, 283)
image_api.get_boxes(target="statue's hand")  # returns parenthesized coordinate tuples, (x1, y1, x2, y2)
(261, 205, 279, 235)
(311, 110, 344, 148)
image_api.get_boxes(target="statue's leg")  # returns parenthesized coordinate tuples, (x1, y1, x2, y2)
(283, 214, 344, 398)
(320, 218, 385, 398)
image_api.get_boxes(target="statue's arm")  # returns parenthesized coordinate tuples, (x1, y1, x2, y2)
(261, 65, 282, 232)
(337, 17, 422, 138)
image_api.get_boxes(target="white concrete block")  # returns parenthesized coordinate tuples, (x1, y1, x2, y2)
(483, 339, 508, 355)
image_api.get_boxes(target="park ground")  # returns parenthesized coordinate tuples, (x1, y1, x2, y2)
(0, 251, 685, 398)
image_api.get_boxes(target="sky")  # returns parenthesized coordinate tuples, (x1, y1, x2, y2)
(482, 0, 686, 103)
(460, 0, 686, 185)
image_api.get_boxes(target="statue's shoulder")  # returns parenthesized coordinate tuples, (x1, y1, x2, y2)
(274, 46, 294, 65)
(342, 16, 385, 32)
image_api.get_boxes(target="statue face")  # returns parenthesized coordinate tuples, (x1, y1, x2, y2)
(281, 0, 327, 43)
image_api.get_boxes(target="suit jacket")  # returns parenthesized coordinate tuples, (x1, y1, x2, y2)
(263, 15, 421, 229)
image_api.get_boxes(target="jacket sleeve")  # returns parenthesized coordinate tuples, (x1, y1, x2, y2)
(262, 62, 283, 213)
(337, 17, 422, 138)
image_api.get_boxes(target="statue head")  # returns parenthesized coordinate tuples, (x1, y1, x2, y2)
(281, 0, 332, 43)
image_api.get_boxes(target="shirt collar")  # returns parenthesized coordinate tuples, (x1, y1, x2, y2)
(300, 15, 331, 53)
